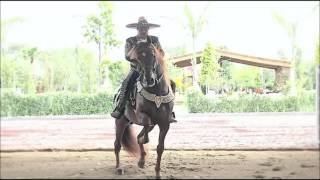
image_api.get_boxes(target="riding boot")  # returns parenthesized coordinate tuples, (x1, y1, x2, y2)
(111, 83, 127, 119)
(169, 80, 177, 123)
(111, 69, 139, 119)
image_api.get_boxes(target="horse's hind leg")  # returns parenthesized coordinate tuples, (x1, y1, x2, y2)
(138, 125, 155, 168)
(114, 117, 128, 174)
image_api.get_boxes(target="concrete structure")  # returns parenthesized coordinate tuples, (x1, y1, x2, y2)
(168, 49, 291, 89)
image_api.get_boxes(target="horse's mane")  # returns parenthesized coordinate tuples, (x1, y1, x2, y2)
(153, 46, 170, 86)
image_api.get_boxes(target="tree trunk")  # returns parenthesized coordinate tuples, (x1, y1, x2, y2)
(50, 66, 54, 92)
(289, 36, 297, 96)
(316, 64, 319, 146)
(98, 26, 102, 90)
(98, 41, 101, 89)
(191, 36, 200, 90)
(192, 37, 196, 86)
(206, 82, 209, 95)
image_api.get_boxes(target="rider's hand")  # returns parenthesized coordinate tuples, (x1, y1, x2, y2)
(128, 46, 137, 61)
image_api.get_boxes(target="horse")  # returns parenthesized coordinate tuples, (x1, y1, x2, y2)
(113, 41, 175, 179)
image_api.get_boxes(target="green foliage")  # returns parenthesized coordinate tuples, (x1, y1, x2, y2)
(183, 2, 211, 38)
(316, 38, 319, 65)
(83, 1, 120, 88)
(0, 54, 16, 88)
(220, 60, 232, 81)
(262, 69, 276, 89)
(22, 47, 38, 64)
(229, 65, 262, 89)
(0, 42, 102, 94)
(166, 61, 184, 93)
(183, 2, 211, 87)
(1, 91, 114, 117)
(296, 60, 316, 91)
(107, 60, 130, 89)
(186, 91, 316, 113)
(199, 42, 221, 89)
(83, 1, 120, 49)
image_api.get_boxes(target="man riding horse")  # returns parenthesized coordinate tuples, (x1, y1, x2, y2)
(111, 16, 177, 123)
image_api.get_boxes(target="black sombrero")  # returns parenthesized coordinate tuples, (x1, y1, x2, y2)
(126, 16, 160, 29)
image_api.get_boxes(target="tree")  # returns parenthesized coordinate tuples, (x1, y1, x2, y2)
(230, 65, 262, 91)
(316, 37, 320, 126)
(272, 11, 299, 95)
(0, 54, 16, 89)
(166, 59, 184, 93)
(83, 1, 120, 89)
(107, 61, 129, 90)
(199, 42, 221, 94)
(1, 17, 25, 91)
(22, 47, 38, 64)
(183, 2, 211, 88)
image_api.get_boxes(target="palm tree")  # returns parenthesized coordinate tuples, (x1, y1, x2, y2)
(160, 2, 212, 89)
(183, 2, 211, 88)
(272, 11, 298, 95)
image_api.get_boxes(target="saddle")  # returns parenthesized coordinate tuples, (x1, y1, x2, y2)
(113, 79, 176, 126)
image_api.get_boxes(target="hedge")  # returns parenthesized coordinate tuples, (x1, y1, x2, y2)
(186, 90, 316, 113)
(1, 91, 115, 117)
(1, 90, 316, 117)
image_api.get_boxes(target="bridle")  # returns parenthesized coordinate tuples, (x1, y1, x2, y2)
(135, 45, 174, 108)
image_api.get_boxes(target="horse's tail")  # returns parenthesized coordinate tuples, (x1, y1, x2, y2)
(121, 124, 139, 157)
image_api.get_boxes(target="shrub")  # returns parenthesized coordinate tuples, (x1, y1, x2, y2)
(1, 91, 114, 117)
(186, 91, 316, 113)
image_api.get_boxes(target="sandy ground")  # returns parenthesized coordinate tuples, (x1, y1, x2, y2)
(1, 150, 319, 179)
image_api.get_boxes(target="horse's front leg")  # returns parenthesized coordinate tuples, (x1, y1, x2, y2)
(138, 125, 155, 168)
(155, 123, 170, 179)
(137, 112, 152, 144)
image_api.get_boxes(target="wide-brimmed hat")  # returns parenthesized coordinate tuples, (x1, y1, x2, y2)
(126, 16, 160, 29)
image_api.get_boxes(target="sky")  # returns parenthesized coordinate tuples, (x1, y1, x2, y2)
(1, 1, 319, 62)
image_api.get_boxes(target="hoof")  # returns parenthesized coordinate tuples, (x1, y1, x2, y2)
(156, 175, 161, 179)
(115, 167, 124, 175)
(138, 160, 145, 168)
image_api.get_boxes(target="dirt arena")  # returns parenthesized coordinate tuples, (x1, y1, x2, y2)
(1, 150, 319, 179)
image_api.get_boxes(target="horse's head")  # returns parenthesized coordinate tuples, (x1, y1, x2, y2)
(133, 42, 161, 88)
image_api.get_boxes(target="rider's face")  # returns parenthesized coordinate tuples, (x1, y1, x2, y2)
(137, 26, 149, 38)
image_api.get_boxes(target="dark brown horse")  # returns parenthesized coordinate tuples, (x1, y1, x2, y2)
(113, 41, 174, 179)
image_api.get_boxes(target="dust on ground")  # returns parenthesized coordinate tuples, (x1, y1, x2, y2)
(1, 150, 319, 179)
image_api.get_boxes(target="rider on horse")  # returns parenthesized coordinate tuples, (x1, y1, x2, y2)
(110, 16, 177, 123)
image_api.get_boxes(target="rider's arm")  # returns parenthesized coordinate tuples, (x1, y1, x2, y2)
(125, 38, 136, 62)
(153, 37, 165, 57)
